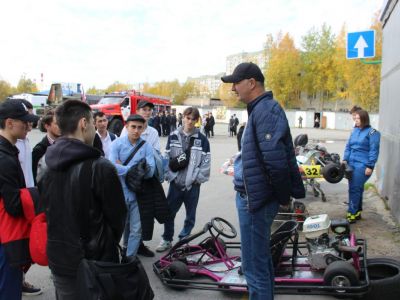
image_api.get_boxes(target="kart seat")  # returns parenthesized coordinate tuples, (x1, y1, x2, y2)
(270, 220, 298, 268)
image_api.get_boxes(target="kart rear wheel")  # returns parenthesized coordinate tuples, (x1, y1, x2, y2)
(364, 258, 400, 300)
(322, 163, 344, 184)
(323, 261, 359, 293)
(167, 261, 191, 280)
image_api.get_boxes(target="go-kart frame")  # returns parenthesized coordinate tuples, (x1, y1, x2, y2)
(153, 217, 370, 298)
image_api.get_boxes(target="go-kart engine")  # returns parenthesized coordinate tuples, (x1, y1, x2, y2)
(306, 234, 341, 269)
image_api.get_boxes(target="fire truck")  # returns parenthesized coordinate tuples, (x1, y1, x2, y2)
(90, 90, 171, 135)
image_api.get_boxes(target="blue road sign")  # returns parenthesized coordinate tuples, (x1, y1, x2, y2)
(347, 30, 375, 59)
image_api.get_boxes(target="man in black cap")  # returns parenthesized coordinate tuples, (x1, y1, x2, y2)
(109, 114, 155, 259)
(0, 99, 39, 300)
(221, 63, 304, 300)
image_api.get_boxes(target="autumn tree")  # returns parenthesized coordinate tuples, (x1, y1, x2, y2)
(16, 76, 38, 94)
(105, 81, 133, 94)
(86, 86, 104, 95)
(345, 13, 382, 111)
(265, 32, 302, 108)
(0, 80, 13, 102)
(217, 83, 245, 108)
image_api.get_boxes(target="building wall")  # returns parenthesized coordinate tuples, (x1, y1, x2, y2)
(226, 50, 266, 74)
(376, 0, 400, 222)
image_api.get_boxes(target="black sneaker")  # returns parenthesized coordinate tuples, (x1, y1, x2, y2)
(22, 281, 42, 296)
(137, 243, 155, 257)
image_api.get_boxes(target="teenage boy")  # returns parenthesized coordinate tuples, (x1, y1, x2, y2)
(38, 100, 126, 299)
(120, 100, 161, 257)
(32, 109, 61, 184)
(0, 99, 39, 300)
(156, 107, 211, 252)
(109, 114, 155, 258)
(93, 111, 117, 159)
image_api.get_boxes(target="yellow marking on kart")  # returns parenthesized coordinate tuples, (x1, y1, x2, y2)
(302, 165, 321, 178)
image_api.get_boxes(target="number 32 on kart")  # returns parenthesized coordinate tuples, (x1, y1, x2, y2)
(302, 165, 321, 177)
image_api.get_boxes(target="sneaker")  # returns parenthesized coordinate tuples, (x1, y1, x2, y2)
(137, 242, 155, 257)
(22, 281, 42, 296)
(347, 213, 356, 224)
(156, 239, 172, 252)
(355, 211, 362, 220)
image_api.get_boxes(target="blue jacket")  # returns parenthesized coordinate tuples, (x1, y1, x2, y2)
(240, 91, 305, 212)
(343, 126, 380, 169)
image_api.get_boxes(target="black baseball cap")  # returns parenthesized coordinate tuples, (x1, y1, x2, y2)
(137, 100, 154, 109)
(126, 114, 145, 123)
(221, 62, 265, 84)
(0, 99, 40, 122)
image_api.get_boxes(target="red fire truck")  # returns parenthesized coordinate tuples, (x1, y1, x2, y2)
(90, 90, 171, 135)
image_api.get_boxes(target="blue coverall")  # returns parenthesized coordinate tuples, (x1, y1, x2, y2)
(343, 126, 380, 215)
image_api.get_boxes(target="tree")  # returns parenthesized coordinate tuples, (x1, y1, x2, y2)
(265, 32, 302, 108)
(301, 24, 336, 108)
(345, 12, 382, 111)
(86, 86, 104, 95)
(105, 81, 133, 94)
(16, 76, 38, 94)
(0, 80, 13, 102)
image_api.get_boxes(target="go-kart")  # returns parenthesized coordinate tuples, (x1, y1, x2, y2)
(295, 134, 345, 202)
(153, 216, 370, 298)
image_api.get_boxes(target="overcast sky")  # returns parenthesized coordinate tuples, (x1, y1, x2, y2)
(0, 0, 383, 89)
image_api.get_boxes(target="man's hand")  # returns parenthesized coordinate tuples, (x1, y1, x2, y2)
(365, 167, 373, 176)
(116, 159, 122, 165)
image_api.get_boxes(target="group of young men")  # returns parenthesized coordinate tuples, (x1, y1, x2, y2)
(0, 93, 211, 299)
(1, 62, 304, 300)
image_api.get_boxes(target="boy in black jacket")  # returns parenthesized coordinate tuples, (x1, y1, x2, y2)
(38, 100, 126, 299)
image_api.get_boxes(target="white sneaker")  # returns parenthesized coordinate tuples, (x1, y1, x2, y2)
(156, 239, 172, 252)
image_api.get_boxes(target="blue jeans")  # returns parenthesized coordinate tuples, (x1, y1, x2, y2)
(123, 200, 142, 257)
(162, 182, 200, 242)
(236, 192, 279, 300)
(0, 244, 23, 300)
(348, 163, 370, 214)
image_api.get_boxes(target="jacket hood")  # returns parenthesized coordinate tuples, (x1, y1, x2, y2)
(45, 137, 101, 171)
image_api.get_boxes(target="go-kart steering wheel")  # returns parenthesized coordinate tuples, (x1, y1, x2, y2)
(210, 217, 237, 239)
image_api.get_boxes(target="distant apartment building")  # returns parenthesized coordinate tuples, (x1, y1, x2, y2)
(187, 72, 225, 97)
(226, 50, 267, 74)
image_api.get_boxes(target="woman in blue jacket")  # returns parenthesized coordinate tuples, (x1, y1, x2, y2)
(343, 110, 380, 223)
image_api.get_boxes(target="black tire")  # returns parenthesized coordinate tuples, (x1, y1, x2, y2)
(323, 261, 360, 293)
(364, 258, 400, 300)
(323, 163, 344, 184)
(108, 118, 124, 136)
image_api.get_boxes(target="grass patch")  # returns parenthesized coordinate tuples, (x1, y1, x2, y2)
(364, 183, 375, 190)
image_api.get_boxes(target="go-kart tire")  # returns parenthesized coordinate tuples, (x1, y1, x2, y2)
(165, 261, 191, 290)
(323, 261, 360, 292)
(363, 258, 400, 300)
(322, 163, 344, 184)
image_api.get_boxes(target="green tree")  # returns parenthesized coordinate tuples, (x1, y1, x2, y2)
(16, 76, 38, 94)
(301, 24, 336, 108)
(0, 80, 13, 102)
(265, 32, 302, 108)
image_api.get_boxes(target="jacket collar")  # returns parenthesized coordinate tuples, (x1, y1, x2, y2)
(0, 134, 19, 156)
(247, 91, 273, 115)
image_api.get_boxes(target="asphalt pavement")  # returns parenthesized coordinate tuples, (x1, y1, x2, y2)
(23, 124, 350, 300)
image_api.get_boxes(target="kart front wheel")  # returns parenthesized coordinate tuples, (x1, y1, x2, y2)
(167, 261, 191, 281)
(322, 163, 344, 184)
(323, 261, 360, 293)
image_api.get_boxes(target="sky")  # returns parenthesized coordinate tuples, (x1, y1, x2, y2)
(0, 0, 383, 90)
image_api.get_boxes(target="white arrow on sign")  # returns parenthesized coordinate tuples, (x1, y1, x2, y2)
(354, 35, 368, 58)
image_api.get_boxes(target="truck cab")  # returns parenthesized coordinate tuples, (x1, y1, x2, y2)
(91, 90, 171, 136)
